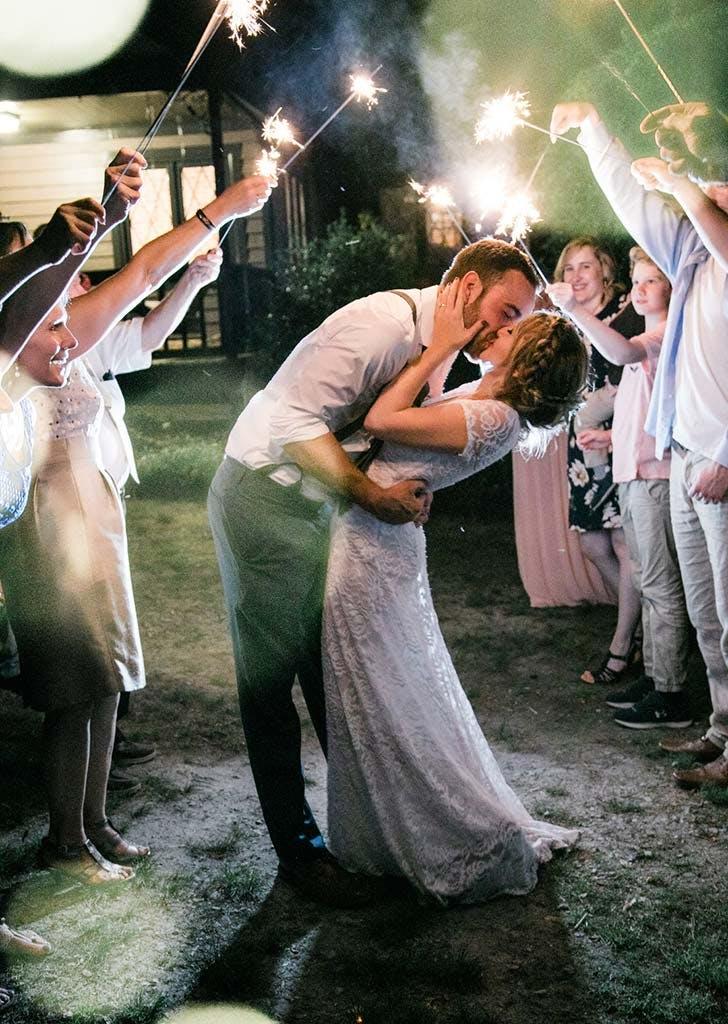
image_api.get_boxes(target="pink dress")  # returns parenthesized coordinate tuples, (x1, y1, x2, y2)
(512, 432, 615, 608)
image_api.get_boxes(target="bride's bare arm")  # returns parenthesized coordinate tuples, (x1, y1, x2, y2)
(364, 279, 484, 452)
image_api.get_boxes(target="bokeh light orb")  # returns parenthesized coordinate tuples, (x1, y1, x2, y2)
(0, 0, 151, 77)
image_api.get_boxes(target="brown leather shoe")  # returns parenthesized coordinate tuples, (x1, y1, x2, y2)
(673, 754, 728, 790)
(659, 734, 724, 762)
(278, 854, 392, 909)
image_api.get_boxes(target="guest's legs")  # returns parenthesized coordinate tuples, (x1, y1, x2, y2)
(670, 454, 728, 750)
(44, 700, 92, 847)
(83, 693, 119, 826)
(579, 527, 640, 672)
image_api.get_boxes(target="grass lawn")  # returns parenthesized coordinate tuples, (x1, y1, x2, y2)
(1, 357, 726, 1024)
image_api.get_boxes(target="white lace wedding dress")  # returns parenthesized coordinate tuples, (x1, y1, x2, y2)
(323, 385, 579, 903)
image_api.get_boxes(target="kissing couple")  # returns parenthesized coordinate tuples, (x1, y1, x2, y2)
(208, 238, 586, 907)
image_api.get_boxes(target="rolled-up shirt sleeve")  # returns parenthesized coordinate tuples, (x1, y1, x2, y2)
(578, 117, 691, 281)
(269, 307, 415, 447)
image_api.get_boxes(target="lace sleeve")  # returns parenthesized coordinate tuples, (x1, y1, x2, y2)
(458, 399, 520, 463)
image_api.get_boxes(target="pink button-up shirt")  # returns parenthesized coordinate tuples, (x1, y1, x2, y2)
(612, 326, 671, 483)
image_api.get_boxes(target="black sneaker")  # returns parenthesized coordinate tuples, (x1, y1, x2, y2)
(113, 728, 156, 767)
(614, 690, 693, 730)
(605, 675, 654, 709)
(107, 767, 142, 795)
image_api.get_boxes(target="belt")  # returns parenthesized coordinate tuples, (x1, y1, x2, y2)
(671, 438, 690, 458)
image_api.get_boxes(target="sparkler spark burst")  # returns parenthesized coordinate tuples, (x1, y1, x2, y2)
(256, 148, 280, 183)
(350, 74, 387, 109)
(475, 90, 532, 143)
(408, 179, 455, 209)
(262, 110, 300, 150)
(224, 0, 270, 46)
(470, 169, 509, 218)
(495, 192, 541, 242)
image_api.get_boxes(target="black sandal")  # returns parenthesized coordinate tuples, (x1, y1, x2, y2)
(580, 649, 632, 686)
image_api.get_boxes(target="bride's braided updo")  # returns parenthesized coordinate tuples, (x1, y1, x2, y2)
(494, 312, 588, 430)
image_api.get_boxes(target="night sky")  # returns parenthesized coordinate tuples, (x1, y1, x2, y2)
(1, 0, 726, 229)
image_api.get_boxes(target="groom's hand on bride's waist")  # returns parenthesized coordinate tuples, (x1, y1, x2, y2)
(362, 479, 432, 525)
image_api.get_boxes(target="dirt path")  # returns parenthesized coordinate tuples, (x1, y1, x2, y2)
(2, 501, 727, 1024)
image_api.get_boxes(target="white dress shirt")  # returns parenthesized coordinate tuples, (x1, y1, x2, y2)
(225, 287, 451, 497)
(83, 318, 152, 489)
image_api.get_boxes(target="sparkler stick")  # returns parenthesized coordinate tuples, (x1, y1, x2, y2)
(280, 68, 386, 172)
(608, 0, 683, 103)
(409, 179, 471, 246)
(525, 147, 548, 193)
(103, 1, 271, 205)
(599, 60, 651, 114)
(475, 91, 582, 149)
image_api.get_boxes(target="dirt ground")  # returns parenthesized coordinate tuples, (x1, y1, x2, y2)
(1, 463, 727, 1024)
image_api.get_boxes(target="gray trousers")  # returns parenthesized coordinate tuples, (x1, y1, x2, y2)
(670, 450, 728, 753)
(618, 479, 689, 693)
(208, 456, 332, 862)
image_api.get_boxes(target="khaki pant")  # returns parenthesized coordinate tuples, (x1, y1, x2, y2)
(619, 479, 690, 692)
(670, 450, 728, 753)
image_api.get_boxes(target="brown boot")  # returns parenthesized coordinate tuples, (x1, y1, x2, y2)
(659, 734, 724, 762)
(673, 754, 728, 790)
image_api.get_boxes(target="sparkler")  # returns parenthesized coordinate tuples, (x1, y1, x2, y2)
(409, 179, 472, 246)
(606, 0, 683, 103)
(495, 191, 542, 244)
(475, 90, 582, 149)
(280, 69, 387, 172)
(599, 60, 651, 115)
(103, 0, 273, 206)
(262, 109, 303, 150)
(470, 168, 509, 219)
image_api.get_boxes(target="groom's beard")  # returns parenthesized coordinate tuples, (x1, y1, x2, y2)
(462, 305, 500, 362)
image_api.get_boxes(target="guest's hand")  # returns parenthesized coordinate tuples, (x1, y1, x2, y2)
(549, 102, 598, 142)
(630, 157, 681, 195)
(104, 148, 147, 227)
(36, 198, 106, 260)
(546, 282, 577, 313)
(184, 248, 223, 289)
(220, 175, 272, 221)
(431, 279, 486, 354)
(640, 102, 728, 181)
(688, 459, 728, 503)
(576, 428, 611, 452)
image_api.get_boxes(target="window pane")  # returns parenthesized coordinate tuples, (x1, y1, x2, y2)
(181, 165, 219, 255)
(128, 168, 174, 253)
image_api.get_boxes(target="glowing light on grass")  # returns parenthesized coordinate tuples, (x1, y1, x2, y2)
(605, 0, 683, 103)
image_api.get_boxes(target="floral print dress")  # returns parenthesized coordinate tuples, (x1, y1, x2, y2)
(567, 298, 644, 532)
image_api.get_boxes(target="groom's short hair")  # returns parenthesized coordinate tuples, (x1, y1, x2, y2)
(442, 238, 539, 294)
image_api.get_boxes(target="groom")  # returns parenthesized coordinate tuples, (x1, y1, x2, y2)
(208, 238, 538, 906)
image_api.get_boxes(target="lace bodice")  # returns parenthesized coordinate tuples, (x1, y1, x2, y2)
(0, 399, 34, 528)
(367, 385, 521, 493)
(30, 362, 103, 445)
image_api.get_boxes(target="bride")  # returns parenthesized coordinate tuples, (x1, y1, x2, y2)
(323, 279, 588, 903)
